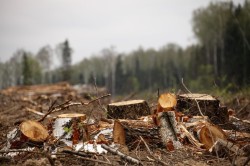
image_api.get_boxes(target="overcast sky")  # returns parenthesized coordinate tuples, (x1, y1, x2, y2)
(0, 0, 244, 64)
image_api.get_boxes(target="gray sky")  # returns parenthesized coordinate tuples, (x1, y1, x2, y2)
(0, 0, 244, 64)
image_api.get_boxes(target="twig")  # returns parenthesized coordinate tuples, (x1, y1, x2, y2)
(25, 107, 51, 117)
(118, 92, 137, 102)
(237, 102, 249, 116)
(62, 149, 112, 165)
(139, 136, 168, 166)
(0, 149, 43, 154)
(181, 78, 205, 118)
(93, 77, 108, 112)
(81, 94, 111, 105)
(101, 144, 142, 165)
(38, 100, 57, 122)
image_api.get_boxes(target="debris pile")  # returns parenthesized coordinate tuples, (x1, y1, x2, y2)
(0, 84, 249, 165)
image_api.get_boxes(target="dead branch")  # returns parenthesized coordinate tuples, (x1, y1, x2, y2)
(62, 149, 112, 165)
(38, 100, 57, 122)
(178, 124, 204, 148)
(81, 94, 111, 105)
(181, 78, 205, 118)
(101, 144, 142, 165)
(25, 107, 51, 117)
(0, 149, 43, 154)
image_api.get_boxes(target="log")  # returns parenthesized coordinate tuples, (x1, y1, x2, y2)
(115, 119, 162, 149)
(209, 138, 248, 157)
(157, 93, 177, 113)
(220, 116, 250, 133)
(113, 120, 126, 145)
(51, 113, 87, 145)
(107, 100, 150, 119)
(157, 111, 182, 151)
(186, 121, 227, 149)
(176, 93, 229, 124)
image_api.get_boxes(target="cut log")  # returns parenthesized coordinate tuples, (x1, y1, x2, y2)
(113, 120, 126, 145)
(20, 120, 49, 142)
(157, 93, 177, 113)
(176, 93, 229, 124)
(115, 119, 162, 149)
(107, 100, 150, 119)
(51, 113, 87, 145)
(186, 121, 227, 149)
(157, 111, 182, 151)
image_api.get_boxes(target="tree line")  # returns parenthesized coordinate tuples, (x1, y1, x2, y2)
(0, 1, 249, 95)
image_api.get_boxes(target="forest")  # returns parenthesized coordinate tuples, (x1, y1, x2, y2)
(0, 1, 249, 96)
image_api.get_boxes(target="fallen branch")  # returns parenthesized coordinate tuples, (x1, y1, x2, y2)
(25, 107, 50, 117)
(101, 144, 142, 165)
(62, 150, 112, 165)
(81, 94, 111, 105)
(181, 78, 205, 118)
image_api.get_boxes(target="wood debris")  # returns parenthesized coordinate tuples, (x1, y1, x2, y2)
(0, 84, 249, 165)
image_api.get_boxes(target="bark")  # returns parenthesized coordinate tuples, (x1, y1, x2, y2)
(107, 100, 150, 119)
(50, 113, 87, 145)
(157, 112, 182, 151)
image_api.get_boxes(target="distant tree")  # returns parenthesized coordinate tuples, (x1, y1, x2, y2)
(56, 39, 72, 82)
(22, 53, 32, 85)
(36, 45, 53, 83)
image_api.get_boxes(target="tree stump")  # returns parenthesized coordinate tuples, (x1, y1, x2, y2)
(7, 120, 49, 149)
(107, 100, 150, 119)
(51, 113, 87, 145)
(176, 93, 228, 124)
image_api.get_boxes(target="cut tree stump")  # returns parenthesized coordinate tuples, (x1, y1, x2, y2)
(7, 120, 49, 149)
(107, 100, 150, 119)
(51, 113, 87, 145)
(176, 94, 229, 124)
(20, 120, 49, 142)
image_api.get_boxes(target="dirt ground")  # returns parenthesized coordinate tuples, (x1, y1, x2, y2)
(0, 84, 249, 166)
